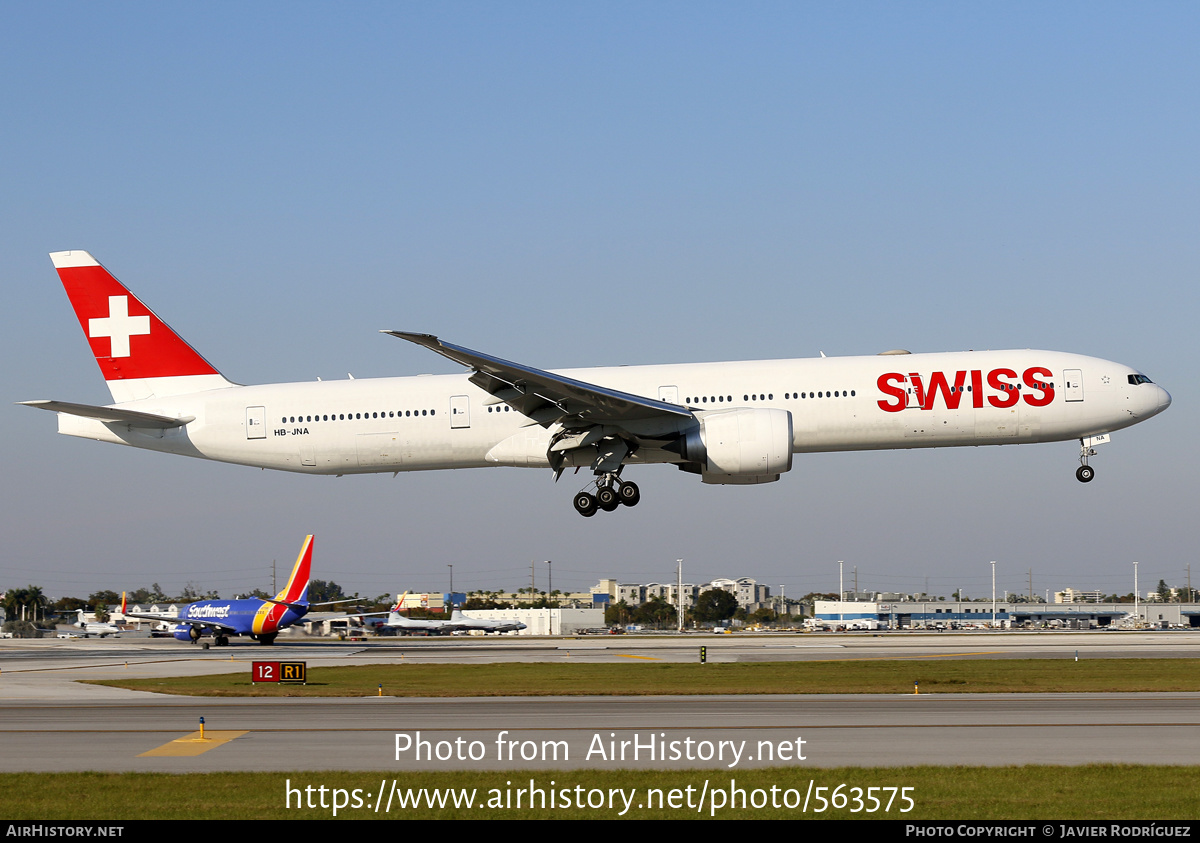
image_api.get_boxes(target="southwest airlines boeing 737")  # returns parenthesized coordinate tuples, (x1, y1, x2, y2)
(22, 251, 1171, 516)
(125, 535, 334, 645)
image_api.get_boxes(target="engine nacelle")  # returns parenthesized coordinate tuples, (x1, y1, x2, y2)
(173, 624, 201, 642)
(680, 408, 793, 483)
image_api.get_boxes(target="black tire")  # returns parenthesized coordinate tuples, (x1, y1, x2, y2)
(573, 492, 598, 517)
(618, 481, 641, 507)
(1076, 465, 1095, 483)
(596, 486, 619, 508)
(258, 633, 277, 646)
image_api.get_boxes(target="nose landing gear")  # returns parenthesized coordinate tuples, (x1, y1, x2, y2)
(1076, 435, 1106, 483)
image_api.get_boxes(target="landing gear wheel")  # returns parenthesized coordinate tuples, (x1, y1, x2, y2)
(216, 635, 229, 647)
(258, 633, 277, 646)
(618, 481, 641, 507)
(1076, 465, 1095, 483)
(596, 486, 620, 511)
(573, 492, 598, 517)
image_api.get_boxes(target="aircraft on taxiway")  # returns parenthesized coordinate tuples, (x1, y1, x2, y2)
(72, 595, 126, 637)
(124, 535, 354, 646)
(22, 251, 1171, 516)
(382, 593, 527, 635)
(448, 609, 527, 633)
(382, 592, 461, 635)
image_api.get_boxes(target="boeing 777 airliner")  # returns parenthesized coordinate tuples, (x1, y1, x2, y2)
(22, 251, 1171, 516)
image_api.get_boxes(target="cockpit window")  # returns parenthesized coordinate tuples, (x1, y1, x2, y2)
(1128, 374, 1154, 385)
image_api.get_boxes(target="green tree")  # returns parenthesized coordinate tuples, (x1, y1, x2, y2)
(1, 588, 27, 621)
(309, 580, 347, 604)
(52, 596, 88, 614)
(693, 589, 738, 624)
(633, 595, 677, 629)
(604, 600, 634, 627)
(4, 586, 49, 623)
(86, 590, 120, 609)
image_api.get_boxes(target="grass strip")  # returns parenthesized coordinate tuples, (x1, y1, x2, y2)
(2, 766, 1199, 819)
(90, 659, 1200, 697)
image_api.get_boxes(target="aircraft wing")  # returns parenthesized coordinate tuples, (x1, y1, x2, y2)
(18, 400, 194, 429)
(382, 332, 693, 427)
(125, 611, 238, 633)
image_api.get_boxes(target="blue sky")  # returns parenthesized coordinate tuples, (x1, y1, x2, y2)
(2, 2, 1196, 602)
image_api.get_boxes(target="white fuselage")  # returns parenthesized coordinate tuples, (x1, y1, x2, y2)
(75, 611, 122, 636)
(55, 349, 1170, 476)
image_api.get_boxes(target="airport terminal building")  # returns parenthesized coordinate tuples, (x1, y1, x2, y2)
(814, 599, 1200, 629)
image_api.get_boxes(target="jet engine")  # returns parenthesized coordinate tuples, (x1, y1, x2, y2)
(677, 407, 793, 484)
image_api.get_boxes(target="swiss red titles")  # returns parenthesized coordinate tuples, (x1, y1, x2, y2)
(877, 367, 1054, 412)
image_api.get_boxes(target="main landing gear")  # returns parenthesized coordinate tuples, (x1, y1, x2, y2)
(573, 474, 641, 517)
(191, 628, 232, 646)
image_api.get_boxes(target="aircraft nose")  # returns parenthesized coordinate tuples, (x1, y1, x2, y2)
(1157, 386, 1172, 413)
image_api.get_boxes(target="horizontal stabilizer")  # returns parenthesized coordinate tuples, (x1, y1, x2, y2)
(262, 594, 365, 613)
(18, 399, 193, 429)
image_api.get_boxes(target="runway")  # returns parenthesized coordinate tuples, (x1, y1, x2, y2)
(2, 631, 1198, 772)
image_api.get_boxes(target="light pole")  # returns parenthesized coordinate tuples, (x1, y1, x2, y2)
(1134, 561, 1139, 622)
(838, 561, 844, 623)
(677, 559, 684, 633)
(991, 561, 996, 628)
(447, 564, 453, 607)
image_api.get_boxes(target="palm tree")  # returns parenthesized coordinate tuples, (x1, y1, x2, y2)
(2, 586, 47, 623)
(1, 588, 27, 621)
(23, 586, 47, 623)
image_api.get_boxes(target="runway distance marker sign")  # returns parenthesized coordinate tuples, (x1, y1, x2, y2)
(253, 661, 307, 684)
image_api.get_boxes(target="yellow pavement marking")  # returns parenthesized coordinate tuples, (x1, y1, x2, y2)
(813, 651, 1005, 662)
(617, 654, 661, 661)
(139, 730, 248, 757)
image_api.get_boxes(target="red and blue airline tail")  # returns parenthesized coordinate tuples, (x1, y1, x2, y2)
(275, 535, 314, 605)
(48, 251, 234, 403)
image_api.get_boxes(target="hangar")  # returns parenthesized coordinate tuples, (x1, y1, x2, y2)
(813, 600, 1200, 629)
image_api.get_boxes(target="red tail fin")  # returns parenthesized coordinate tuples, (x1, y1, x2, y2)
(49, 251, 232, 402)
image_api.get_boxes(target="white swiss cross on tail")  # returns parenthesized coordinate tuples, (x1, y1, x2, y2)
(89, 295, 150, 358)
